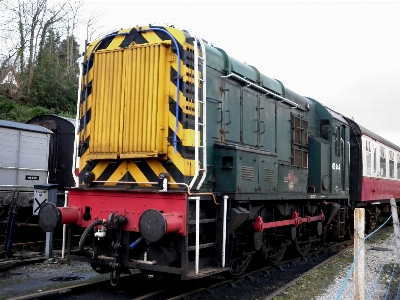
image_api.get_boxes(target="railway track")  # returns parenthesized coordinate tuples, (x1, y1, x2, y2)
(7, 241, 351, 300)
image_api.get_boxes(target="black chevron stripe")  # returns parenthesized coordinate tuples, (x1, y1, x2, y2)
(118, 171, 135, 184)
(119, 27, 149, 48)
(169, 67, 195, 100)
(79, 107, 91, 134)
(97, 161, 123, 182)
(169, 96, 184, 123)
(135, 161, 159, 183)
(150, 27, 185, 57)
(97, 30, 120, 50)
(160, 158, 185, 183)
(78, 159, 100, 184)
(78, 135, 90, 157)
(167, 127, 195, 159)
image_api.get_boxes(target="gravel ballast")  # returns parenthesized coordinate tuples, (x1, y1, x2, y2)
(0, 254, 108, 300)
(0, 227, 396, 300)
(272, 227, 396, 300)
(315, 233, 396, 299)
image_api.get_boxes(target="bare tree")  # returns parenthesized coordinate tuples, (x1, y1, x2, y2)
(0, 0, 68, 95)
(63, 0, 84, 71)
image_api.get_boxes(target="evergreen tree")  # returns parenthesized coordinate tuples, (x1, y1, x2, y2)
(30, 30, 79, 114)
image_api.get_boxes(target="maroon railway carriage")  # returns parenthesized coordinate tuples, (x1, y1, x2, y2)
(346, 117, 400, 226)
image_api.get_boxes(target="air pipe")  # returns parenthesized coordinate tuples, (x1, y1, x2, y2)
(138, 27, 182, 153)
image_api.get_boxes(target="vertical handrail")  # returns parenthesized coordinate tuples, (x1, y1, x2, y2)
(222, 195, 228, 268)
(196, 37, 207, 190)
(189, 36, 207, 190)
(190, 38, 200, 189)
(194, 196, 200, 275)
(73, 56, 83, 187)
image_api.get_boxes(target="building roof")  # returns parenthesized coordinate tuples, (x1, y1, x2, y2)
(0, 66, 20, 88)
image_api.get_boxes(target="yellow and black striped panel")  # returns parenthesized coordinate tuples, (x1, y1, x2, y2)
(78, 26, 199, 187)
(89, 42, 171, 159)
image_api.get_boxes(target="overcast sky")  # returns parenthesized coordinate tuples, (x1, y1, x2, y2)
(80, 0, 400, 147)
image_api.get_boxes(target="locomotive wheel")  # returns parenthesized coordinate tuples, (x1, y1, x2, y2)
(294, 239, 312, 257)
(228, 253, 252, 277)
(266, 244, 287, 265)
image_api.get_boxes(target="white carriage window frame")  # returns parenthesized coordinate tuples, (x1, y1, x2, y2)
(389, 150, 394, 178)
(380, 146, 386, 177)
(365, 140, 372, 175)
(397, 153, 400, 180)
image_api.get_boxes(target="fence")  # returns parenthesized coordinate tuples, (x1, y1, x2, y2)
(335, 198, 400, 300)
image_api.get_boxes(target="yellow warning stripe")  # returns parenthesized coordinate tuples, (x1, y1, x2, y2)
(146, 160, 179, 188)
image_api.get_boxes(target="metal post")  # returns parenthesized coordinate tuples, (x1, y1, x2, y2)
(195, 196, 200, 275)
(222, 195, 228, 268)
(61, 191, 68, 259)
(390, 198, 400, 260)
(35, 184, 58, 259)
(354, 208, 365, 300)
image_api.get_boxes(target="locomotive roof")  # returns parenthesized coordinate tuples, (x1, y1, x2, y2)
(0, 119, 53, 134)
(204, 43, 311, 111)
(324, 106, 350, 125)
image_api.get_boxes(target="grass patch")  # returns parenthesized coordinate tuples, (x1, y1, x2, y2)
(272, 251, 354, 300)
(273, 227, 394, 300)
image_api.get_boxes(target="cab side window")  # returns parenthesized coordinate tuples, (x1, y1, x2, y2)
(335, 126, 341, 156)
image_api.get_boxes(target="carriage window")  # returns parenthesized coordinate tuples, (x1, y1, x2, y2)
(365, 140, 371, 175)
(397, 154, 400, 180)
(389, 150, 394, 178)
(380, 146, 386, 177)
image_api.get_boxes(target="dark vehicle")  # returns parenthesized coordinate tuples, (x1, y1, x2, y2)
(0, 115, 76, 257)
(27, 114, 77, 201)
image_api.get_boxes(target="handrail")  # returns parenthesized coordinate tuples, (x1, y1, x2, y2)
(196, 37, 208, 190)
(221, 73, 298, 109)
(189, 36, 207, 190)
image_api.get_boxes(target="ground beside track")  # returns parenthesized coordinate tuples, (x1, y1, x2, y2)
(0, 253, 109, 300)
(0, 228, 393, 300)
(272, 227, 393, 300)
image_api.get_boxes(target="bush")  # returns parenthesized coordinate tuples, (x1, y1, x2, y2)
(0, 95, 57, 122)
